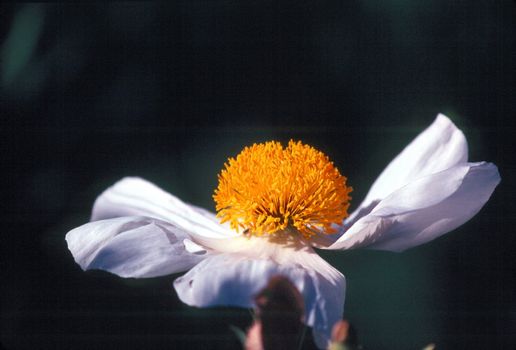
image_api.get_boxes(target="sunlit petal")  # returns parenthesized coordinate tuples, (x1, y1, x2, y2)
(173, 237, 345, 349)
(327, 162, 500, 252)
(91, 177, 237, 238)
(66, 216, 207, 278)
(347, 114, 468, 224)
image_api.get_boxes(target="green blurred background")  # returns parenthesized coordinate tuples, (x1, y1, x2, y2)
(1, 2, 514, 349)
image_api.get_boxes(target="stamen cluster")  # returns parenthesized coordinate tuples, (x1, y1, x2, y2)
(214, 140, 352, 238)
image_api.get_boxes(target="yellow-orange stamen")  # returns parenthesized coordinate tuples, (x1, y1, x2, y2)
(213, 140, 352, 239)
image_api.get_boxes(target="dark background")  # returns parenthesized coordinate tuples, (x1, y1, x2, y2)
(1, 2, 515, 349)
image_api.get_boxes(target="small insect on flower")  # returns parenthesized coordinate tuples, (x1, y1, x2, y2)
(66, 114, 500, 349)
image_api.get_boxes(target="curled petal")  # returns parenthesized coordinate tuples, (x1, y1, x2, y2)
(66, 216, 206, 278)
(347, 114, 468, 224)
(91, 177, 237, 238)
(328, 162, 500, 252)
(173, 240, 345, 349)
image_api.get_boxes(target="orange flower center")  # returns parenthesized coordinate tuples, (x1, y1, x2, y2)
(213, 140, 352, 239)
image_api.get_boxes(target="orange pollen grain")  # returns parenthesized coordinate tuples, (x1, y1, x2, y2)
(213, 140, 352, 239)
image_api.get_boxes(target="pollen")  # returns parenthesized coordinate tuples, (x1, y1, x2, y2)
(213, 140, 352, 239)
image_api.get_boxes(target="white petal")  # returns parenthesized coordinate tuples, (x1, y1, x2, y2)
(328, 162, 500, 252)
(173, 238, 345, 349)
(188, 203, 231, 227)
(347, 114, 468, 224)
(183, 238, 206, 254)
(91, 177, 237, 238)
(65, 216, 206, 278)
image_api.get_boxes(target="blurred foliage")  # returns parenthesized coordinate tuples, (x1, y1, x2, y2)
(1, 4, 45, 87)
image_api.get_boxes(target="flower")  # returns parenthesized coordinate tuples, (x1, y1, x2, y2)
(66, 114, 500, 349)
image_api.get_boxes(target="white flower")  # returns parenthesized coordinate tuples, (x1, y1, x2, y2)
(66, 114, 500, 349)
